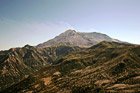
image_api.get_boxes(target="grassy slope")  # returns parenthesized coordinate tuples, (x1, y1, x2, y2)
(0, 43, 82, 91)
(2, 41, 140, 93)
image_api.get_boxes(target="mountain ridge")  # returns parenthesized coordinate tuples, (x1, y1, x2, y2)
(37, 29, 121, 48)
(0, 43, 82, 90)
(0, 30, 138, 92)
(1, 41, 140, 93)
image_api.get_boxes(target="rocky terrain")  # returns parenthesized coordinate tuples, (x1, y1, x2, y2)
(37, 30, 121, 48)
(0, 43, 81, 91)
(1, 41, 140, 93)
(0, 30, 139, 93)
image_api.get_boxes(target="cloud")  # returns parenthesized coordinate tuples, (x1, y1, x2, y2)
(0, 19, 74, 50)
(76, 28, 98, 33)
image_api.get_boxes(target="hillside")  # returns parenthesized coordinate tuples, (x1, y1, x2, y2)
(37, 30, 121, 48)
(2, 41, 140, 93)
(0, 43, 82, 91)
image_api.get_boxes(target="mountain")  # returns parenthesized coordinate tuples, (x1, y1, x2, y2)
(37, 29, 121, 48)
(0, 43, 82, 91)
(2, 41, 140, 93)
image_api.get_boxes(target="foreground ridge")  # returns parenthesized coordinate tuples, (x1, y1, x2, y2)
(0, 43, 82, 91)
(1, 41, 140, 93)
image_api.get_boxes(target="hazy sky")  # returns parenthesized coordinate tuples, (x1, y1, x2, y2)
(0, 0, 140, 50)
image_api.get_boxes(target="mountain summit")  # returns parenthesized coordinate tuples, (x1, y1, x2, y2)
(37, 29, 120, 48)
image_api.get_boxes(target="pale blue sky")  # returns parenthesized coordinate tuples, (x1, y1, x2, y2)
(0, 0, 140, 50)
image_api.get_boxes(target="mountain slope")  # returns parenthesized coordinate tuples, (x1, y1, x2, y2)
(2, 41, 140, 93)
(0, 43, 82, 91)
(37, 30, 121, 48)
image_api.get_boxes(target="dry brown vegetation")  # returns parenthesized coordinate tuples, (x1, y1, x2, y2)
(1, 41, 140, 93)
